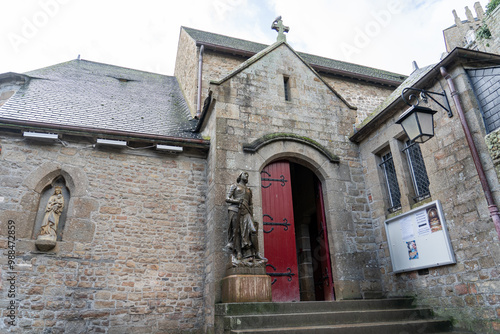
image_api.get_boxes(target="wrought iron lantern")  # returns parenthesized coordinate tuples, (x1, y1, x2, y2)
(396, 105, 437, 143)
(397, 87, 453, 143)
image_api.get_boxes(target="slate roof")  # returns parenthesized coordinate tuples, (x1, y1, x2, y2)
(358, 64, 435, 127)
(350, 48, 500, 143)
(348, 64, 435, 143)
(183, 27, 407, 85)
(0, 60, 201, 141)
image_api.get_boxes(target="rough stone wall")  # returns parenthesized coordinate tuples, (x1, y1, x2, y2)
(199, 51, 247, 110)
(443, 4, 499, 54)
(486, 127, 500, 181)
(443, 5, 483, 52)
(174, 31, 250, 119)
(358, 64, 500, 333)
(321, 75, 395, 125)
(199, 102, 223, 333)
(0, 134, 207, 333)
(174, 28, 199, 116)
(200, 42, 382, 331)
(481, 5, 500, 54)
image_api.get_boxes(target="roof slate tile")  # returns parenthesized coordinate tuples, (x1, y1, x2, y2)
(0, 60, 200, 140)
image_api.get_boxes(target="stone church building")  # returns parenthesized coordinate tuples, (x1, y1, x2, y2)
(1, 15, 500, 334)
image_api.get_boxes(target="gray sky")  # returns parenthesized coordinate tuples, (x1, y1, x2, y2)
(0, 0, 488, 76)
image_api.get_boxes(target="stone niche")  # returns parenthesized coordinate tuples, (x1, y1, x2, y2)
(32, 176, 70, 251)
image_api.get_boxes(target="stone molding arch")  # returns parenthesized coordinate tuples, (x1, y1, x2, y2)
(239, 137, 348, 231)
(240, 139, 341, 184)
(24, 162, 88, 196)
(243, 133, 339, 164)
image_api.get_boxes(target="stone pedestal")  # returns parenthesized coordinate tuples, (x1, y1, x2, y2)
(35, 236, 56, 252)
(221, 266, 272, 303)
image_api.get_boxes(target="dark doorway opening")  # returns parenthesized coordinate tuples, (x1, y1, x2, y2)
(290, 163, 335, 301)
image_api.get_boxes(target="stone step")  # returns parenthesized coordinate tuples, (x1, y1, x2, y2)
(224, 308, 434, 330)
(216, 298, 415, 316)
(230, 319, 454, 333)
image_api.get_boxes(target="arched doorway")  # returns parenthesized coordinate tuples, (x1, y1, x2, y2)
(261, 160, 335, 302)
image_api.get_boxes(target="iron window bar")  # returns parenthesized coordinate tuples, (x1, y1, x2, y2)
(402, 141, 431, 203)
(379, 153, 402, 213)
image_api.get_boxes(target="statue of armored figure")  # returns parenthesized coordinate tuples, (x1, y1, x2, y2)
(226, 171, 267, 267)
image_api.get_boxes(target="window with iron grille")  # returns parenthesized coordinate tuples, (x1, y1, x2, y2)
(403, 140, 431, 202)
(379, 152, 401, 212)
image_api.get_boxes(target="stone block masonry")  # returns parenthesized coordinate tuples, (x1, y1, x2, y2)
(358, 65, 500, 333)
(199, 42, 384, 331)
(0, 134, 207, 333)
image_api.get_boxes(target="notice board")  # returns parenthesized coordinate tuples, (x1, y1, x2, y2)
(384, 200, 455, 273)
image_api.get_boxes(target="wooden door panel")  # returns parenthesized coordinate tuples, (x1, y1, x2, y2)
(261, 161, 300, 302)
(314, 181, 335, 300)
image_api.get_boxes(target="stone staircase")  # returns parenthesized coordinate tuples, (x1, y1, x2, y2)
(215, 298, 471, 333)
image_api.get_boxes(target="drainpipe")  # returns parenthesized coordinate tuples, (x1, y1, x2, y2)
(440, 66, 500, 241)
(196, 45, 204, 119)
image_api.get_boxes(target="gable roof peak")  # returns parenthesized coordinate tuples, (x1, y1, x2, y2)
(182, 26, 407, 86)
(210, 41, 356, 110)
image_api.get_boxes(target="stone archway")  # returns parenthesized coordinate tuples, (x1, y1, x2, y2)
(239, 138, 351, 300)
(260, 159, 335, 301)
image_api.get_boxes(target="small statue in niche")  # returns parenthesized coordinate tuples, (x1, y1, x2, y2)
(226, 171, 267, 267)
(36, 186, 64, 251)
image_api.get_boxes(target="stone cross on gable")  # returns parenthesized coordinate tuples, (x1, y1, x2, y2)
(271, 16, 289, 42)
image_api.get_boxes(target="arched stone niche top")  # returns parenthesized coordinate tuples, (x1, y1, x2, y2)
(243, 133, 340, 164)
(24, 162, 88, 197)
(20, 163, 94, 250)
(0, 162, 95, 250)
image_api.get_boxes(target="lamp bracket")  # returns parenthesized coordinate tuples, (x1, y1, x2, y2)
(401, 87, 453, 118)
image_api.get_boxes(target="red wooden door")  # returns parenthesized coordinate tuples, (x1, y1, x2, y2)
(261, 161, 300, 302)
(313, 181, 335, 300)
